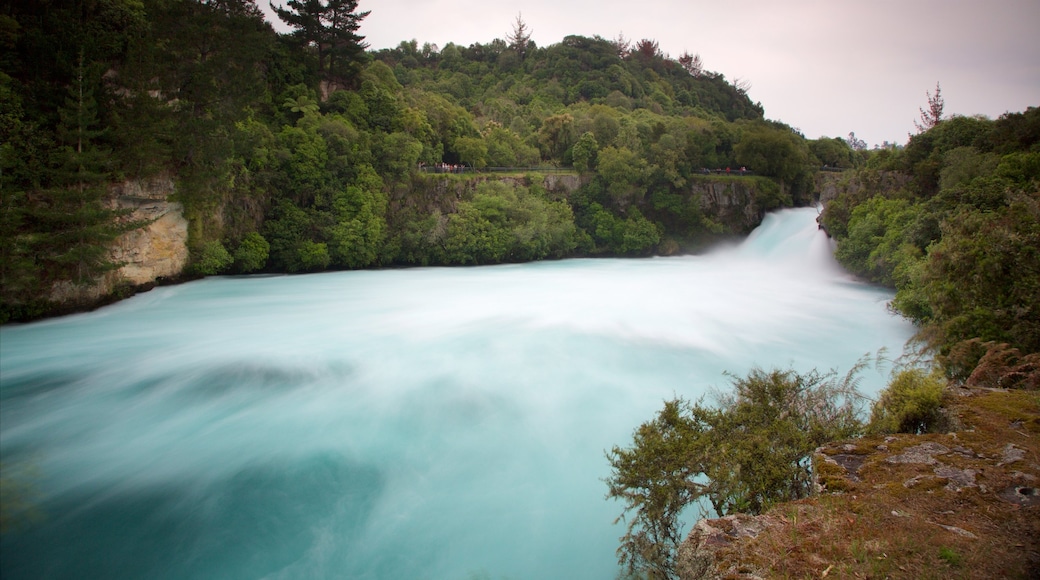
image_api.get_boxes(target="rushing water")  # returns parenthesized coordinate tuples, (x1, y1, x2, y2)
(0, 208, 914, 579)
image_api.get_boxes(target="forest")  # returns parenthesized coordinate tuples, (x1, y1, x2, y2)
(2, 0, 838, 322)
(1, 0, 1038, 364)
(2, 1, 1039, 576)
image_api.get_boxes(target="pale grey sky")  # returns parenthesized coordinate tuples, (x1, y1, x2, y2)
(265, 0, 1040, 148)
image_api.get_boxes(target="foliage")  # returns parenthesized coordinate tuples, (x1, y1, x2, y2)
(824, 109, 1040, 373)
(1, 0, 946, 317)
(190, 240, 234, 276)
(809, 137, 856, 168)
(952, 340, 1040, 390)
(915, 82, 944, 133)
(868, 368, 947, 434)
(233, 232, 270, 273)
(835, 196, 923, 286)
(606, 366, 865, 578)
(441, 181, 578, 264)
(271, 0, 370, 85)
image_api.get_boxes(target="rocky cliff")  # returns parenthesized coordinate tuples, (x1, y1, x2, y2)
(49, 173, 189, 304)
(41, 171, 783, 314)
(675, 387, 1040, 579)
(691, 178, 776, 233)
(814, 169, 912, 205)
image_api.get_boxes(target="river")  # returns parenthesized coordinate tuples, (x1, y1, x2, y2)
(0, 207, 915, 579)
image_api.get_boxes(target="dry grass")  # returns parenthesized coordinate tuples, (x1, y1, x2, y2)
(699, 388, 1040, 579)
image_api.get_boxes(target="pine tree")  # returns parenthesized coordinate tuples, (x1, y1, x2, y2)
(914, 82, 944, 133)
(271, 0, 369, 84)
(507, 13, 532, 61)
(43, 54, 128, 286)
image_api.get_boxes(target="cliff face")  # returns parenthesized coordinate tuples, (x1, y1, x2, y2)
(49, 174, 189, 304)
(43, 172, 776, 312)
(691, 179, 770, 233)
(108, 174, 190, 285)
(815, 169, 911, 204)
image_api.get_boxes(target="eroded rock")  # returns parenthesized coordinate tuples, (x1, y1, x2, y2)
(676, 514, 775, 580)
(885, 442, 951, 465)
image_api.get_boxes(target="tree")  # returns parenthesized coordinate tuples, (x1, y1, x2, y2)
(606, 366, 865, 579)
(809, 137, 855, 168)
(271, 0, 370, 84)
(914, 82, 944, 133)
(910, 194, 1040, 357)
(537, 113, 574, 162)
(612, 31, 631, 58)
(734, 125, 809, 187)
(846, 131, 867, 151)
(506, 13, 532, 61)
(634, 38, 661, 61)
(233, 232, 270, 272)
(678, 51, 703, 77)
(571, 131, 599, 173)
(44, 55, 131, 286)
(596, 146, 647, 206)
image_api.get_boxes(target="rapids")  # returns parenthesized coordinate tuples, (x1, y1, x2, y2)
(0, 207, 914, 579)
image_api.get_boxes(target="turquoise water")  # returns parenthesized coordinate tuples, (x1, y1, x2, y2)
(0, 208, 914, 579)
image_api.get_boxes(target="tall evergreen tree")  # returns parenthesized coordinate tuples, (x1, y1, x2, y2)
(45, 54, 128, 285)
(270, 0, 369, 84)
(506, 13, 532, 61)
(914, 82, 944, 133)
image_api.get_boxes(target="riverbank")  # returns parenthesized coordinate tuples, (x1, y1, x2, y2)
(677, 386, 1040, 579)
(2, 170, 792, 324)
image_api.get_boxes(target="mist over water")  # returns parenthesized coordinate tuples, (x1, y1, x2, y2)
(0, 208, 914, 579)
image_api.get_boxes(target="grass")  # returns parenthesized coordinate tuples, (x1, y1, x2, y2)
(699, 387, 1040, 579)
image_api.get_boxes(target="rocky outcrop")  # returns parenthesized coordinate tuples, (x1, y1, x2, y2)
(676, 388, 1040, 579)
(815, 169, 912, 204)
(676, 513, 777, 580)
(692, 180, 765, 233)
(107, 173, 189, 285)
(49, 173, 189, 304)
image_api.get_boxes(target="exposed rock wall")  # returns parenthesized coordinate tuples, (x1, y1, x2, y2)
(815, 169, 912, 204)
(49, 173, 189, 304)
(44, 171, 774, 310)
(676, 513, 777, 580)
(108, 173, 189, 285)
(691, 179, 766, 233)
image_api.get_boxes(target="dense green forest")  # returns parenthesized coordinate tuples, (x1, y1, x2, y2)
(1, 0, 836, 321)
(819, 106, 1040, 378)
(1, 0, 1037, 375)
(607, 103, 1040, 577)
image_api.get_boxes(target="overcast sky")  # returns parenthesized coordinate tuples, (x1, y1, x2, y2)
(264, 0, 1040, 148)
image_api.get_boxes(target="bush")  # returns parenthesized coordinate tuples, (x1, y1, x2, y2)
(191, 241, 233, 276)
(233, 232, 270, 273)
(868, 368, 947, 434)
(606, 366, 865, 578)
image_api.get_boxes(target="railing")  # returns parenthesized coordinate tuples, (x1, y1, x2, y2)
(698, 168, 755, 176)
(418, 165, 575, 174)
(418, 165, 852, 176)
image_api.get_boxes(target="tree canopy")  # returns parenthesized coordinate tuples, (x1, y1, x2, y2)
(820, 106, 1040, 376)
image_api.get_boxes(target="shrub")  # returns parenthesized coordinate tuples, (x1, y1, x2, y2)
(868, 368, 947, 434)
(233, 232, 270, 273)
(191, 241, 233, 276)
(606, 366, 865, 578)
